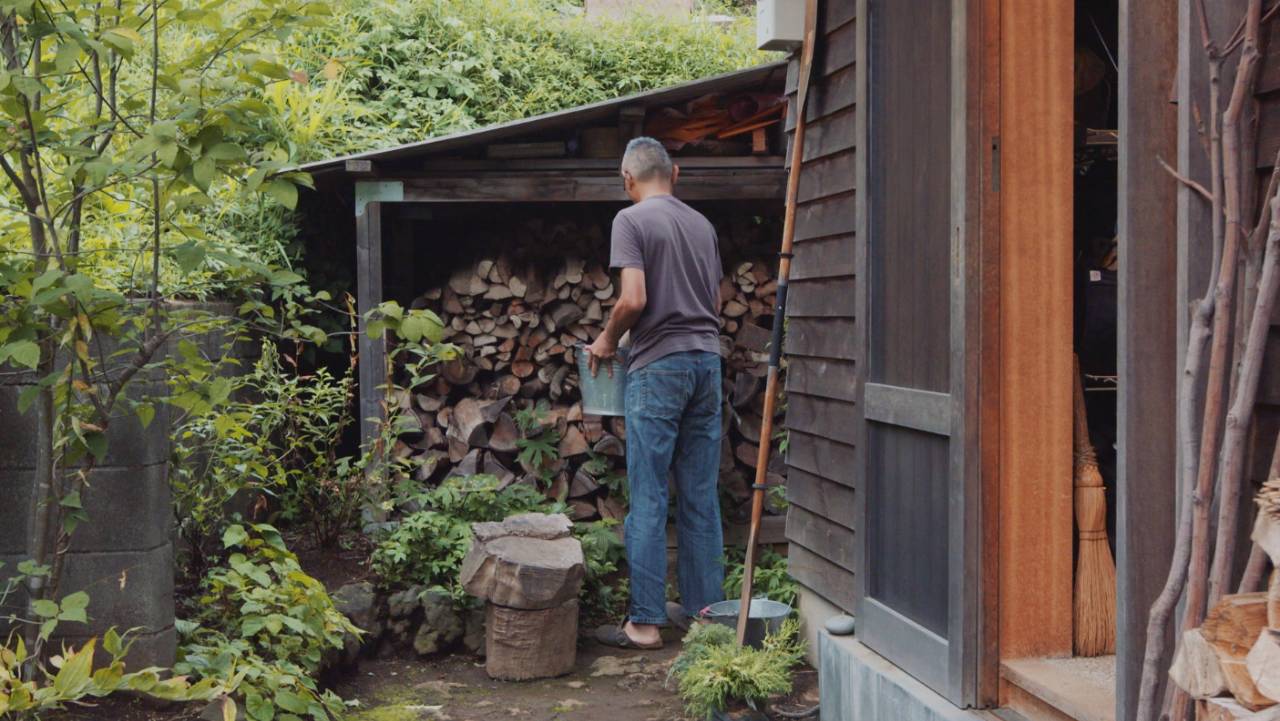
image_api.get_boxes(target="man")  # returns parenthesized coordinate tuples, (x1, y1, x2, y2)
(587, 137, 724, 650)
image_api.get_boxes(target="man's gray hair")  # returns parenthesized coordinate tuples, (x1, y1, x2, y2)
(621, 136, 673, 183)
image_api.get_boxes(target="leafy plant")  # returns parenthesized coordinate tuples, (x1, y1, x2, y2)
(669, 618, 806, 719)
(573, 519, 627, 621)
(723, 547, 798, 607)
(371, 474, 556, 595)
(176, 523, 356, 721)
(0, 632, 225, 718)
(581, 451, 627, 504)
(514, 401, 561, 486)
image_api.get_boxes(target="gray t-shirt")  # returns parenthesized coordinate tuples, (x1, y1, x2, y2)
(610, 194, 723, 371)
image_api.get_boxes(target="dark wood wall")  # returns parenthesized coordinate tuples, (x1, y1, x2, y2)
(1251, 19, 1280, 500)
(782, 0, 859, 614)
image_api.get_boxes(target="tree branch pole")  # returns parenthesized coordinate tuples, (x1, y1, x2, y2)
(1207, 0, 1263, 608)
(735, 0, 816, 646)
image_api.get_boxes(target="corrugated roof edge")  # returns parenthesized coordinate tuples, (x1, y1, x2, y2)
(293, 60, 788, 175)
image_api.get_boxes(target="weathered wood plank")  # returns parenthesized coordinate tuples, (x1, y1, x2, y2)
(794, 191, 857, 242)
(787, 64, 857, 131)
(786, 356, 858, 404)
(786, 317, 858, 360)
(787, 504, 856, 569)
(787, 393, 858, 445)
(799, 107, 856, 163)
(787, 467, 857, 528)
(788, 541, 857, 613)
(785, 12, 856, 95)
(786, 428, 858, 481)
(788, 278, 857, 317)
(797, 149, 856, 204)
(863, 383, 951, 436)
(792, 233, 857, 280)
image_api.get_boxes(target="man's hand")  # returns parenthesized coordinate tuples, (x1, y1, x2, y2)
(586, 335, 617, 378)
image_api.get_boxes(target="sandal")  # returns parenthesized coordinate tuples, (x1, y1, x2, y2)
(666, 601, 693, 632)
(594, 624, 664, 650)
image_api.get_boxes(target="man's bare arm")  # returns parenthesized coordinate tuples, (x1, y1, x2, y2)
(587, 267, 646, 374)
(602, 268, 646, 344)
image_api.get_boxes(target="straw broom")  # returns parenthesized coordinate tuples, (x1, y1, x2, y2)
(1073, 354, 1116, 656)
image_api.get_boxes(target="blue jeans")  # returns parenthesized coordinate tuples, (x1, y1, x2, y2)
(623, 350, 725, 625)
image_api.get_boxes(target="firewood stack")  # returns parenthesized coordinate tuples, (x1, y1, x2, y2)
(389, 221, 788, 523)
(1170, 477, 1280, 719)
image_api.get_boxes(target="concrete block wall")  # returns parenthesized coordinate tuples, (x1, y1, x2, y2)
(0, 366, 175, 667)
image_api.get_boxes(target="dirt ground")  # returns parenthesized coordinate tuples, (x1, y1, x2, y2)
(44, 634, 818, 721)
(336, 632, 819, 721)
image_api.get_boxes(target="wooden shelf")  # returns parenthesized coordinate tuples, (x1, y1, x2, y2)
(1001, 657, 1117, 721)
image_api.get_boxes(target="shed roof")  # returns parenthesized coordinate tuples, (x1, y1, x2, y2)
(297, 60, 789, 175)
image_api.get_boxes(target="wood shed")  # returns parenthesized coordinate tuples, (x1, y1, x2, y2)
(293, 63, 796, 534)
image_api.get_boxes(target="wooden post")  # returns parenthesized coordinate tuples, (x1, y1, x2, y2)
(1118, 0, 1180, 718)
(356, 200, 386, 450)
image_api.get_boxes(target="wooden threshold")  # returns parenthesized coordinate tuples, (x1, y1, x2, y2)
(1000, 657, 1117, 721)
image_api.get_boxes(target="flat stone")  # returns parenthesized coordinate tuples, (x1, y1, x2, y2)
(825, 614, 856, 636)
(473, 512, 572, 542)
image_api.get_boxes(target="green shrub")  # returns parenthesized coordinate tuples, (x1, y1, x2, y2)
(172, 340, 364, 572)
(176, 523, 357, 721)
(283, 0, 771, 153)
(191, 524, 360, 672)
(670, 618, 806, 719)
(371, 474, 556, 595)
(723, 546, 799, 607)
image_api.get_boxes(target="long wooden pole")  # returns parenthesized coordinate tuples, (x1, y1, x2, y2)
(736, 0, 818, 646)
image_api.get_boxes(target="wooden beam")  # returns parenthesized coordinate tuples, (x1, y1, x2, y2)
(997, 0, 1075, 662)
(397, 170, 786, 203)
(419, 156, 786, 172)
(1116, 0, 1181, 718)
(355, 201, 386, 450)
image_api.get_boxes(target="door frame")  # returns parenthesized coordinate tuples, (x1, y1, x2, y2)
(851, 0, 984, 706)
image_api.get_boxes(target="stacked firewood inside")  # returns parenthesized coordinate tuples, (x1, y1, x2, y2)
(390, 217, 787, 523)
(1169, 478, 1280, 719)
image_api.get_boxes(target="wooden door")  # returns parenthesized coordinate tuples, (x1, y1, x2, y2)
(855, 0, 980, 706)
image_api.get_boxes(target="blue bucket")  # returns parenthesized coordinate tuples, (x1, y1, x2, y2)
(576, 344, 628, 416)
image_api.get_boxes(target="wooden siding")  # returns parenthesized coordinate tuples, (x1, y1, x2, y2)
(1251, 26, 1280, 503)
(782, 0, 860, 614)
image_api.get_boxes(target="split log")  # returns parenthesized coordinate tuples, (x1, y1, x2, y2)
(558, 426, 589, 459)
(443, 358, 479, 386)
(488, 413, 519, 453)
(569, 468, 600, 498)
(594, 434, 624, 457)
(449, 398, 490, 448)
(1203, 593, 1270, 657)
(1247, 629, 1280, 703)
(1169, 628, 1228, 699)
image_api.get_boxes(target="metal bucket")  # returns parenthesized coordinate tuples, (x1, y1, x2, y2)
(699, 598, 792, 649)
(576, 345, 628, 416)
